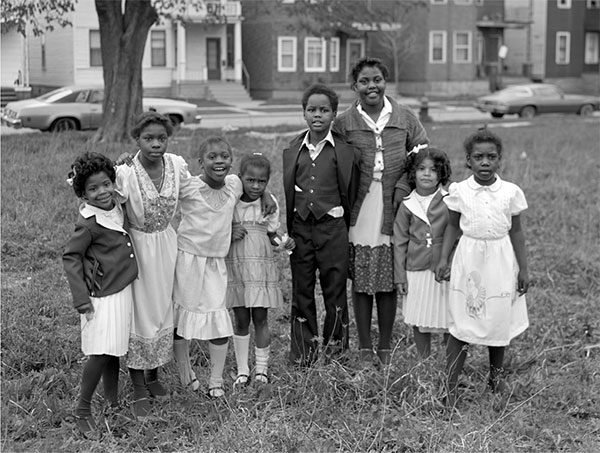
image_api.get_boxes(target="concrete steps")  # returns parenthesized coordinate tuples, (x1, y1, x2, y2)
(1, 87, 17, 107)
(206, 81, 253, 105)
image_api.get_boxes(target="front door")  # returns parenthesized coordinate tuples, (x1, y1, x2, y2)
(347, 39, 365, 74)
(207, 38, 221, 80)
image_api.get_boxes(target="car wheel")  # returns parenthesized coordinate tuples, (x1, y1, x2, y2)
(490, 113, 504, 118)
(50, 117, 78, 132)
(579, 104, 594, 117)
(168, 114, 182, 127)
(519, 106, 536, 119)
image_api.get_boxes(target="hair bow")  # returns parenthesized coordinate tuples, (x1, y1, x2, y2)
(66, 166, 77, 186)
(407, 143, 428, 156)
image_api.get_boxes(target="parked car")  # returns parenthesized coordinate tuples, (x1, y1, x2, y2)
(475, 83, 600, 119)
(1, 86, 201, 131)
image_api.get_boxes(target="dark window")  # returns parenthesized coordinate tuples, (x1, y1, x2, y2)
(90, 30, 102, 67)
(151, 31, 166, 67)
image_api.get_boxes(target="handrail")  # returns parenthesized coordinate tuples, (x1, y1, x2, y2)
(242, 60, 250, 92)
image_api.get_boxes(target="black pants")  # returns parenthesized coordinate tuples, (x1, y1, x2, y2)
(289, 213, 349, 365)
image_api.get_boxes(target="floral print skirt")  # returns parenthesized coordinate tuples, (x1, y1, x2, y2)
(348, 180, 394, 294)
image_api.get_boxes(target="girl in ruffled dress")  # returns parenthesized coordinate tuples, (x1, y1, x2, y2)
(226, 154, 295, 386)
(173, 138, 275, 397)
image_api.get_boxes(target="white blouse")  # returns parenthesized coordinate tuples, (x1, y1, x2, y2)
(444, 175, 527, 240)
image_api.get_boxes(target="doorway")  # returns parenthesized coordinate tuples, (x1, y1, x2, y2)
(206, 38, 221, 80)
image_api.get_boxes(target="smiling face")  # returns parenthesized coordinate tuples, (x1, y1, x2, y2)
(467, 142, 501, 186)
(82, 171, 115, 210)
(303, 93, 336, 140)
(354, 65, 387, 112)
(414, 158, 440, 195)
(137, 123, 169, 166)
(199, 142, 232, 189)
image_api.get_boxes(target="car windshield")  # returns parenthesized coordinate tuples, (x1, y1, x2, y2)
(37, 88, 74, 103)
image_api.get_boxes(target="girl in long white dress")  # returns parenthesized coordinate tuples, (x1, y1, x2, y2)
(436, 128, 529, 405)
(116, 111, 190, 418)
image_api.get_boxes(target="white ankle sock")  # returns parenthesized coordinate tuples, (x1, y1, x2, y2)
(255, 346, 270, 376)
(208, 341, 228, 389)
(233, 334, 250, 377)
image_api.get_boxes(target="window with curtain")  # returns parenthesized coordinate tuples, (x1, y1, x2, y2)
(151, 31, 166, 67)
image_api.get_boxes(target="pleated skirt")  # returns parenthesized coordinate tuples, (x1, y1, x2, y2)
(81, 285, 133, 356)
(402, 270, 449, 331)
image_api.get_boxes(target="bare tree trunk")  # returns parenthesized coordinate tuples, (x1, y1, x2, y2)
(93, 0, 158, 143)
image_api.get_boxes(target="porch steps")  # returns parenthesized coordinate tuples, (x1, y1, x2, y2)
(1, 87, 17, 107)
(206, 81, 254, 106)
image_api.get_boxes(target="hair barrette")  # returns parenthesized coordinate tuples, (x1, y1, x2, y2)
(253, 152, 263, 156)
(407, 143, 428, 156)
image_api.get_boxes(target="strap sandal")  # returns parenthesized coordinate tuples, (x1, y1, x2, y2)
(74, 414, 99, 439)
(187, 371, 200, 392)
(207, 386, 225, 398)
(254, 372, 269, 384)
(233, 374, 250, 387)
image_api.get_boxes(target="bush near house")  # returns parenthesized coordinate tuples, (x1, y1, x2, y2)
(1, 119, 599, 452)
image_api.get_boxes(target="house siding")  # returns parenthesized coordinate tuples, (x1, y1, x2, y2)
(545, 0, 585, 78)
(28, 26, 75, 91)
(1, 30, 24, 86)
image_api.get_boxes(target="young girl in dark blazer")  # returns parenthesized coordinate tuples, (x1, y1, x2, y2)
(63, 152, 138, 436)
(393, 146, 452, 358)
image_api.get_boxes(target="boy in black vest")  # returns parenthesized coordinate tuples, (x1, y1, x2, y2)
(283, 83, 360, 366)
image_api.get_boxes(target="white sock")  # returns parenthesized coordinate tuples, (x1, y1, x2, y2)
(233, 334, 250, 377)
(208, 341, 228, 389)
(173, 338, 194, 386)
(255, 346, 270, 376)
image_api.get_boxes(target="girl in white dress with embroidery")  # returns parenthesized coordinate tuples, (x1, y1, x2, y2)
(116, 112, 190, 418)
(226, 154, 295, 386)
(394, 146, 452, 358)
(436, 128, 529, 404)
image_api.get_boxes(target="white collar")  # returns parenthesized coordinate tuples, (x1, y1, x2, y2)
(301, 129, 335, 149)
(466, 174, 502, 192)
(80, 202, 127, 234)
(403, 188, 446, 225)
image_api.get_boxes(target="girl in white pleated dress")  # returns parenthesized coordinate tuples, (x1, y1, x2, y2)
(394, 146, 452, 358)
(435, 128, 529, 403)
(63, 152, 138, 436)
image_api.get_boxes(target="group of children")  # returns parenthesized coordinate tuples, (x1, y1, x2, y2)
(62, 78, 529, 436)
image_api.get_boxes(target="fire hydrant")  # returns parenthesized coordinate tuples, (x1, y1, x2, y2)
(419, 96, 432, 123)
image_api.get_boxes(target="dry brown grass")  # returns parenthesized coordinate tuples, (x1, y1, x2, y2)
(1, 117, 599, 452)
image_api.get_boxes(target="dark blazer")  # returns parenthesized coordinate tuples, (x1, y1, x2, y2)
(63, 203, 138, 311)
(282, 130, 360, 234)
(393, 189, 449, 284)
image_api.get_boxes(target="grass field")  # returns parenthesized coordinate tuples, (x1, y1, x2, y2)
(1, 117, 599, 452)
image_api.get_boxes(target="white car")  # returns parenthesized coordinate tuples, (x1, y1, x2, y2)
(1, 85, 202, 131)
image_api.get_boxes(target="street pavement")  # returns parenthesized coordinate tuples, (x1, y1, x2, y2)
(2, 97, 598, 135)
(186, 97, 493, 130)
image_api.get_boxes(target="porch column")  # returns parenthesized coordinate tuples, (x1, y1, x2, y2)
(177, 21, 187, 82)
(234, 20, 242, 81)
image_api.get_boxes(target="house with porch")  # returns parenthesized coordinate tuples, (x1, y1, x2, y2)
(0, 0, 251, 103)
